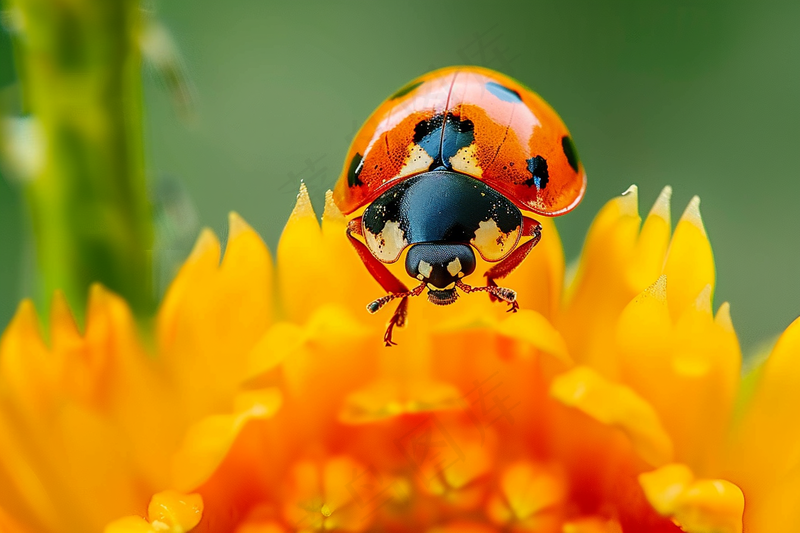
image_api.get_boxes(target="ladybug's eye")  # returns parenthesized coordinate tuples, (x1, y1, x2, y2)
(562, 135, 580, 173)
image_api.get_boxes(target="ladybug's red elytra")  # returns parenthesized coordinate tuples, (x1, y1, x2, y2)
(333, 66, 586, 346)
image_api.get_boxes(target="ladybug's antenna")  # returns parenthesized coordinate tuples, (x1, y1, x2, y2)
(367, 283, 426, 314)
(455, 279, 519, 312)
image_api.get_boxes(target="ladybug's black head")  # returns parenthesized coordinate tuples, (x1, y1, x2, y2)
(405, 243, 476, 305)
(362, 170, 521, 318)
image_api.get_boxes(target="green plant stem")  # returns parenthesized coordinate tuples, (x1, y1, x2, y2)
(7, 0, 153, 319)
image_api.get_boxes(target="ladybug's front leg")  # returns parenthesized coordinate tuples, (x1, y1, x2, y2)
(382, 296, 409, 347)
(484, 217, 542, 312)
(346, 217, 418, 346)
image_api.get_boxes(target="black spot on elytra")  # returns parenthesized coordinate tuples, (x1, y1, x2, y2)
(486, 81, 522, 103)
(524, 155, 549, 189)
(412, 113, 477, 170)
(413, 114, 445, 162)
(562, 135, 580, 172)
(347, 152, 364, 187)
(440, 115, 475, 165)
(390, 80, 423, 100)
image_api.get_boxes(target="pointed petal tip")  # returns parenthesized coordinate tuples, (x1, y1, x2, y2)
(290, 181, 316, 221)
(680, 195, 706, 236)
(189, 228, 220, 261)
(693, 284, 713, 314)
(619, 184, 639, 216)
(228, 211, 254, 240)
(88, 282, 109, 301)
(50, 289, 71, 314)
(8, 299, 39, 335)
(646, 274, 668, 301)
(622, 184, 638, 196)
(648, 185, 672, 223)
(322, 189, 345, 224)
(50, 290, 78, 334)
(715, 302, 734, 332)
(87, 283, 126, 315)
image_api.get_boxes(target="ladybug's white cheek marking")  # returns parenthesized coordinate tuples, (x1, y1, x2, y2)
(446, 257, 462, 276)
(418, 260, 433, 278)
(365, 220, 408, 262)
(470, 219, 520, 261)
(397, 144, 434, 179)
(449, 143, 483, 178)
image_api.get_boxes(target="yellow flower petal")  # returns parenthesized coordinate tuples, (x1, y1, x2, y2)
(427, 522, 497, 533)
(171, 388, 282, 492)
(104, 516, 158, 533)
(0, 410, 60, 533)
(284, 456, 374, 532)
(550, 366, 673, 467)
(434, 307, 570, 365)
(2, 286, 171, 532)
(105, 491, 203, 533)
(494, 310, 572, 365)
(504, 216, 564, 321)
(278, 183, 326, 323)
(617, 276, 740, 473)
(629, 186, 672, 290)
(640, 464, 743, 533)
(340, 379, 464, 424)
(0, 507, 37, 533)
(0, 300, 53, 415)
(158, 228, 221, 351)
(246, 322, 305, 379)
(560, 185, 671, 378)
(321, 190, 385, 320)
(674, 479, 743, 533)
(148, 491, 203, 532)
(50, 290, 80, 351)
(234, 514, 287, 533)
(157, 214, 273, 419)
(248, 304, 372, 393)
(726, 316, 800, 531)
(486, 462, 566, 529)
(562, 517, 623, 533)
(662, 196, 715, 320)
(417, 422, 494, 508)
(639, 463, 695, 515)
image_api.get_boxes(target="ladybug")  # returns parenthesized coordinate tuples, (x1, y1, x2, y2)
(333, 66, 586, 346)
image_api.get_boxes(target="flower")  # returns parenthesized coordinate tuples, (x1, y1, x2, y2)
(0, 184, 798, 533)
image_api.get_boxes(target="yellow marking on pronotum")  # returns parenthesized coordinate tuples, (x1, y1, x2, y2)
(447, 257, 462, 276)
(418, 260, 433, 278)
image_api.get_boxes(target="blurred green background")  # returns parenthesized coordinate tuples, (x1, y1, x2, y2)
(1, 0, 798, 352)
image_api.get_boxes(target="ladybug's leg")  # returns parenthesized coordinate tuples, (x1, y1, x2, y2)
(347, 217, 422, 346)
(483, 217, 542, 312)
